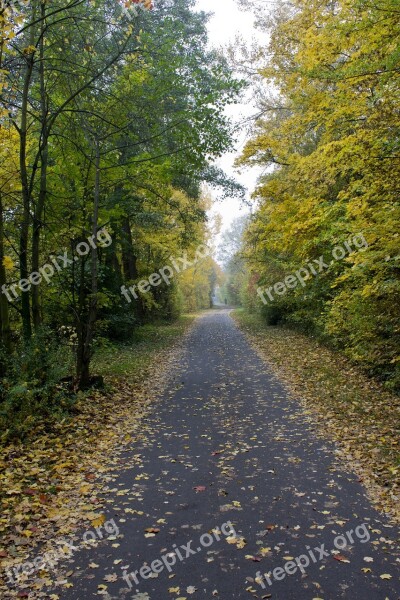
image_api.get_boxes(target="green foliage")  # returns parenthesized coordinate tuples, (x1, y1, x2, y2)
(96, 313, 138, 343)
(0, 328, 75, 442)
(92, 315, 195, 380)
(0, 0, 242, 400)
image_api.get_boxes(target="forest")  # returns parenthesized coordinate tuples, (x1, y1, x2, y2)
(0, 0, 242, 439)
(0, 1, 399, 599)
(0, 0, 398, 467)
(224, 0, 400, 392)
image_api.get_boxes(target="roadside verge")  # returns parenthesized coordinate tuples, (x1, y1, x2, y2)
(0, 315, 196, 594)
(233, 309, 400, 523)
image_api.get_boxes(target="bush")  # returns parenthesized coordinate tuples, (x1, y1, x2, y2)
(0, 327, 75, 443)
(99, 312, 138, 342)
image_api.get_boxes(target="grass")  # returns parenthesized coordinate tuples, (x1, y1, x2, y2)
(0, 315, 196, 446)
(93, 314, 196, 382)
(233, 308, 400, 522)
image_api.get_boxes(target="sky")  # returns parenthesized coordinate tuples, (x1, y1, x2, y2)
(194, 0, 264, 246)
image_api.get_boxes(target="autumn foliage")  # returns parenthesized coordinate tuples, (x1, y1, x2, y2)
(238, 0, 400, 390)
(0, 0, 242, 429)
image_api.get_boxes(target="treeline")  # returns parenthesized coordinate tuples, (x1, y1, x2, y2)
(231, 0, 400, 390)
(0, 0, 242, 428)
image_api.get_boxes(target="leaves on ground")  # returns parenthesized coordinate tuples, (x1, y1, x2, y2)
(0, 331, 190, 598)
(235, 311, 400, 523)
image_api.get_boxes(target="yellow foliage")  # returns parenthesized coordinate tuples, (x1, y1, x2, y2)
(239, 0, 400, 388)
(2, 256, 14, 271)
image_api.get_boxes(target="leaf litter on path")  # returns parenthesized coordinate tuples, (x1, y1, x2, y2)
(234, 312, 400, 523)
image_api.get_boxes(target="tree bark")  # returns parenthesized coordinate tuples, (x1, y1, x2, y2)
(0, 193, 12, 358)
(77, 139, 100, 389)
(32, 0, 48, 329)
(17, 4, 37, 340)
(121, 215, 139, 280)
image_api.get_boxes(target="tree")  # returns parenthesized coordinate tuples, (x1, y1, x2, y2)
(0, 0, 244, 388)
(238, 0, 400, 389)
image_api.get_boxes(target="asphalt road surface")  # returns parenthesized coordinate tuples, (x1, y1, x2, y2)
(48, 310, 400, 599)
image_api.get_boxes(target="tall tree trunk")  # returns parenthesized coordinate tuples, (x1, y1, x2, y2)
(32, 0, 48, 329)
(121, 215, 139, 280)
(105, 222, 122, 283)
(77, 140, 100, 389)
(0, 193, 12, 359)
(120, 214, 145, 320)
(17, 6, 37, 340)
(19, 77, 33, 339)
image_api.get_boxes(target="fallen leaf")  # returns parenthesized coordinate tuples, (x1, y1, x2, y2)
(333, 554, 350, 563)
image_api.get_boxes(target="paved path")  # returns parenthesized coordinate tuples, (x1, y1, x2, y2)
(53, 311, 399, 599)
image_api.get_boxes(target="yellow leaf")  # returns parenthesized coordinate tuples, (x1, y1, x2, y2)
(91, 514, 106, 528)
(2, 256, 14, 270)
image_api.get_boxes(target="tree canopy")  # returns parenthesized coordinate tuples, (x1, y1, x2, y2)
(0, 0, 243, 393)
(235, 0, 400, 390)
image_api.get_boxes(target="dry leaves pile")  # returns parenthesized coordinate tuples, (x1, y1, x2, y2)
(234, 312, 400, 523)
